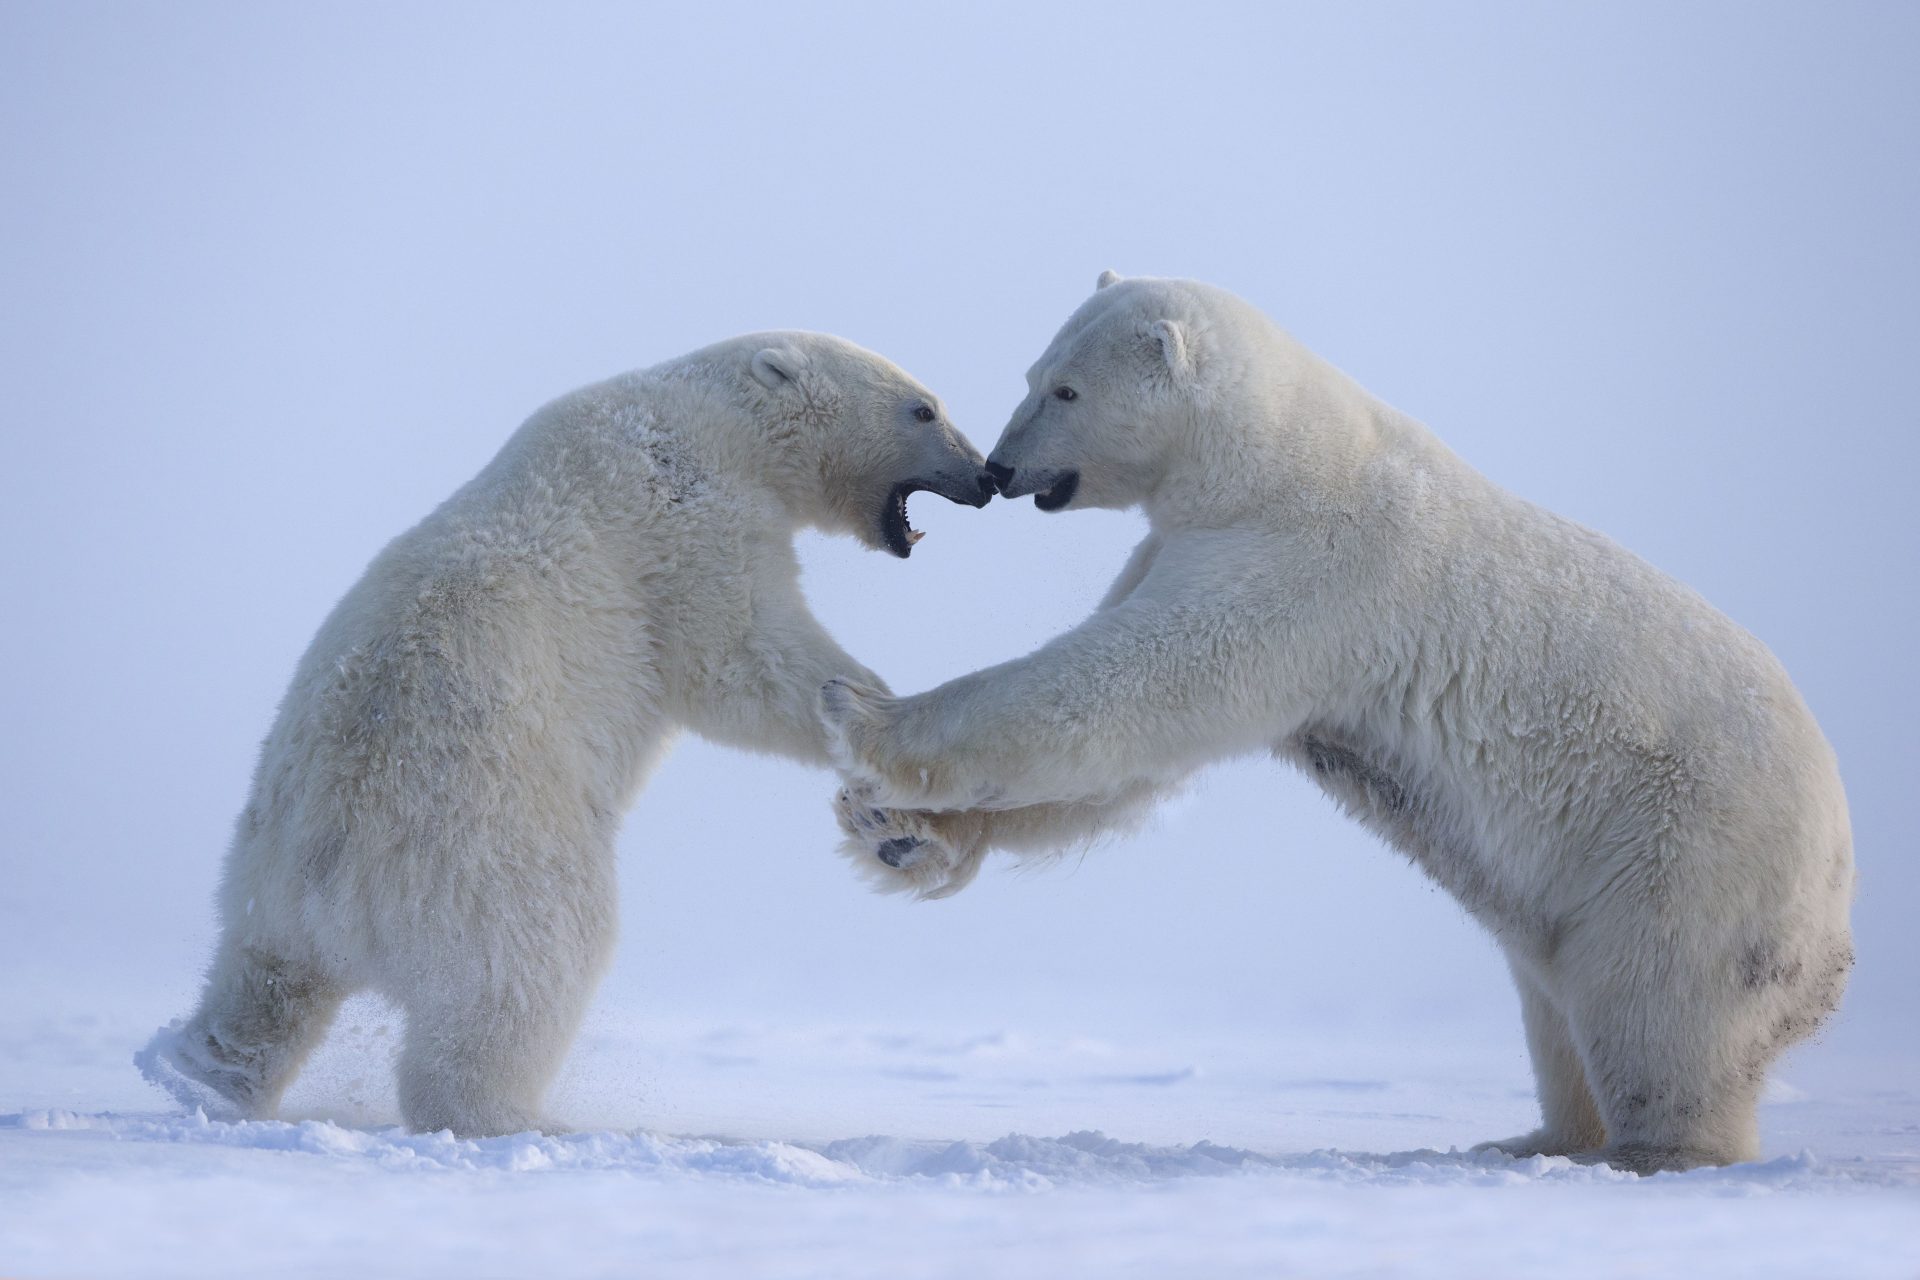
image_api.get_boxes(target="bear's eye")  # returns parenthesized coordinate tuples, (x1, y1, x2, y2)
(1053, 386, 1078, 402)
(912, 405, 936, 424)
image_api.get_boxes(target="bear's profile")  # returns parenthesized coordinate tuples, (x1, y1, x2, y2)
(140, 333, 993, 1136)
(825, 274, 1854, 1174)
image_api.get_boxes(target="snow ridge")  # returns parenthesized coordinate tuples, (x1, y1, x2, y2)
(7, 1110, 1890, 1193)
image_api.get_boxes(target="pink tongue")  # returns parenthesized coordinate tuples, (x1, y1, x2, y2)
(906, 529, 925, 545)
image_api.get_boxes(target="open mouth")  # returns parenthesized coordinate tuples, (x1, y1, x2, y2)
(879, 470, 996, 558)
(1033, 470, 1079, 512)
(881, 481, 929, 558)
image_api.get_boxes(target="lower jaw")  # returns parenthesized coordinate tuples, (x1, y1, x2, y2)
(880, 514, 917, 558)
(1033, 472, 1079, 512)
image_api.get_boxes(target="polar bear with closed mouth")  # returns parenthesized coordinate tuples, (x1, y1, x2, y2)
(139, 332, 995, 1137)
(824, 273, 1855, 1174)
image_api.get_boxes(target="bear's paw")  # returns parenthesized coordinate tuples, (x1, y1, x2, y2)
(832, 782, 982, 900)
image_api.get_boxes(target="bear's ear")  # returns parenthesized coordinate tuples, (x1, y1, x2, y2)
(1096, 269, 1123, 290)
(750, 346, 805, 391)
(1147, 319, 1192, 382)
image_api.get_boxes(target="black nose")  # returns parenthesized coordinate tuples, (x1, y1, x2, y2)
(975, 468, 999, 504)
(984, 461, 1015, 494)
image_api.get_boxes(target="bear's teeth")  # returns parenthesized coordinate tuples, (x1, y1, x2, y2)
(906, 528, 925, 545)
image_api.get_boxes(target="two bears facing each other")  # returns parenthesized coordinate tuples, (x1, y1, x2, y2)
(146, 276, 1853, 1175)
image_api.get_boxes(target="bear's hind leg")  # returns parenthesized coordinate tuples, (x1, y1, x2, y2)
(396, 967, 605, 1137)
(393, 883, 614, 1137)
(1474, 961, 1607, 1159)
(138, 941, 346, 1120)
(1557, 964, 1763, 1174)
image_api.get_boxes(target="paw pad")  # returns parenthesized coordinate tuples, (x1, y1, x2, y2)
(877, 836, 924, 868)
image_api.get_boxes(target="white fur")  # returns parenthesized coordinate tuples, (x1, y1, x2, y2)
(823, 275, 1855, 1174)
(143, 332, 987, 1136)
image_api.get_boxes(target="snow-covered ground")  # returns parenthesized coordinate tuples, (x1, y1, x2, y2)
(5, 999, 1916, 1278)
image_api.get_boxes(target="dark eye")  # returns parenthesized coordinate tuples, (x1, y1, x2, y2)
(1053, 386, 1078, 402)
(912, 405, 936, 423)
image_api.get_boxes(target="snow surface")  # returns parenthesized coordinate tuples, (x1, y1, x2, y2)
(4, 1002, 1916, 1279)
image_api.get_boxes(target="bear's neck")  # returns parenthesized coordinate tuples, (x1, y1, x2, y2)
(467, 372, 807, 551)
(1143, 353, 1447, 536)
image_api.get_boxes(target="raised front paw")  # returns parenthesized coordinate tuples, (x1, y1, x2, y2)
(831, 782, 984, 900)
(823, 678, 945, 805)
(835, 783, 944, 870)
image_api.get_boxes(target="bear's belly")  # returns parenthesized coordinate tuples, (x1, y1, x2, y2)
(1281, 726, 1536, 938)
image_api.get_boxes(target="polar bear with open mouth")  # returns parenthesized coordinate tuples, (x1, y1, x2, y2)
(141, 332, 994, 1136)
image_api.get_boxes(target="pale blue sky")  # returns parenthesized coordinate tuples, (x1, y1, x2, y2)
(2, 3, 1914, 1076)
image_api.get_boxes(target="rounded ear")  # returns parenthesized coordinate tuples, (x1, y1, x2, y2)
(1096, 269, 1123, 290)
(1148, 319, 1192, 381)
(751, 346, 805, 391)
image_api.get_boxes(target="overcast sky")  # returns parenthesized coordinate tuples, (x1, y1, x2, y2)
(3, 3, 1914, 1087)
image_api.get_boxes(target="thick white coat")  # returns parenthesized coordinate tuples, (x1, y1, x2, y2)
(142, 333, 989, 1136)
(824, 275, 1855, 1173)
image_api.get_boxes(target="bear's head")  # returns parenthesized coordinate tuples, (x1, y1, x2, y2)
(742, 333, 995, 557)
(984, 271, 1242, 513)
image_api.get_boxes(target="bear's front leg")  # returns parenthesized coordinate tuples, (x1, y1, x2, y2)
(822, 592, 1295, 813)
(819, 677, 985, 810)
